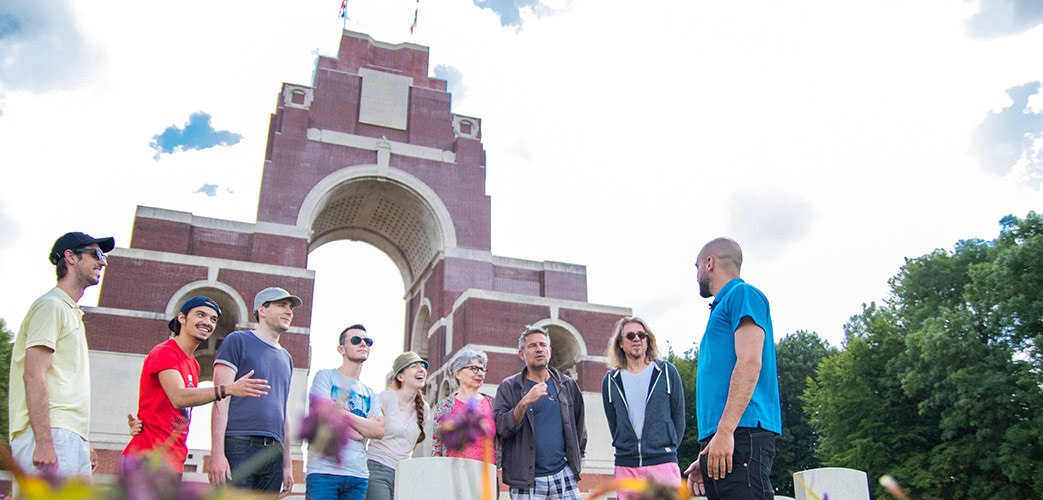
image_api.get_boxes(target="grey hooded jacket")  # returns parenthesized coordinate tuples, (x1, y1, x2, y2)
(601, 360, 686, 467)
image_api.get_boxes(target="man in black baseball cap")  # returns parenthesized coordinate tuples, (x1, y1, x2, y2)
(124, 295, 269, 473)
(9, 231, 115, 484)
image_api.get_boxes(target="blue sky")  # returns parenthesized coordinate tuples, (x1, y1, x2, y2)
(1, 0, 1042, 445)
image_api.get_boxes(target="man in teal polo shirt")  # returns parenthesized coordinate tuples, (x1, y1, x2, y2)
(683, 237, 781, 500)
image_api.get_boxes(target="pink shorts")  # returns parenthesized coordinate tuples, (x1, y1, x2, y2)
(614, 462, 682, 500)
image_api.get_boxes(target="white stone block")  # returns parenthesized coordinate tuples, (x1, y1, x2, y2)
(395, 456, 497, 499)
(792, 467, 870, 500)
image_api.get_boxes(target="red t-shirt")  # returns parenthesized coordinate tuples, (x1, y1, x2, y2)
(123, 338, 198, 472)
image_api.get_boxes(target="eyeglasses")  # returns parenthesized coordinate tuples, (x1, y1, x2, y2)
(74, 247, 107, 261)
(459, 365, 487, 374)
(349, 336, 374, 347)
(624, 332, 648, 341)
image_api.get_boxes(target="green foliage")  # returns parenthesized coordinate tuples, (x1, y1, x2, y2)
(804, 212, 1043, 499)
(667, 346, 700, 471)
(773, 330, 835, 496)
(0, 317, 13, 448)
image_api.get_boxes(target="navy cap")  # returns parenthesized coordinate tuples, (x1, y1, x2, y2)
(49, 232, 115, 265)
(168, 296, 222, 334)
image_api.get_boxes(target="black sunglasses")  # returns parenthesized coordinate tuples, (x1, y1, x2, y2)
(74, 247, 107, 261)
(349, 335, 374, 347)
(624, 332, 648, 341)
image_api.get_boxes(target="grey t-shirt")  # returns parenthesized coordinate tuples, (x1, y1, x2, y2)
(620, 364, 654, 440)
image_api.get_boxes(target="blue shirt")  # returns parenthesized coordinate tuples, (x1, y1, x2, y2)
(527, 379, 567, 476)
(696, 278, 782, 440)
(214, 330, 293, 441)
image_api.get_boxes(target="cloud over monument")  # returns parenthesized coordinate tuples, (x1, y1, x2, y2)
(471, 0, 570, 28)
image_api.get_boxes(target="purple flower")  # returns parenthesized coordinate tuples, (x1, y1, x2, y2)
(299, 395, 354, 464)
(437, 397, 495, 452)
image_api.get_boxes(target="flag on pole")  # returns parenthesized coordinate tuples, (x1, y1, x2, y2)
(339, 0, 347, 19)
(410, 6, 418, 34)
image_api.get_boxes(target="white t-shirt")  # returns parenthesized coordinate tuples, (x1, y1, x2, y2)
(306, 369, 381, 478)
(366, 390, 426, 469)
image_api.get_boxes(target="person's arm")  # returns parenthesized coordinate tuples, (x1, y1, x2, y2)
(703, 317, 764, 480)
(24, 346, 57, 472)
(208, 363, 236, 484)
(347, 412, 386, 439)
(494, 380, 538, 440)
(669, 363, 686, 447)
(572, 379, 587, 457)
(281, 415, 294, 497)
(508, 382, 545, 429)
(430, 398, 450, 456)
(600, 374, 616, 438)
(159, 369, 269, 409)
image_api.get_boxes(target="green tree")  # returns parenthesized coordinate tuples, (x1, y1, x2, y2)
(0, 317, 14, 448)
(804, 213, 1043, 499)
(773, 330, 834, 496)
(667, 346, 700, 471)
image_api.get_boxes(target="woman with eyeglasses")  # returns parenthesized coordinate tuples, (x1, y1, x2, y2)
(364, 351, 429, 500)
(431, 349, 500, 465)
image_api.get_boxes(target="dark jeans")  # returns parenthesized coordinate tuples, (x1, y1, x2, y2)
(699, 427, 776, 500)
(225, 435, 285, 493)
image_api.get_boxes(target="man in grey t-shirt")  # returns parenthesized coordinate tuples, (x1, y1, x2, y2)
(601, 316, 686, 500)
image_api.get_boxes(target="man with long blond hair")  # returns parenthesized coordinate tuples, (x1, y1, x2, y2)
(601, 316, 685, 499)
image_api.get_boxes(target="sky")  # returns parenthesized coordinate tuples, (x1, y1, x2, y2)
(1, 0, 1042, 446)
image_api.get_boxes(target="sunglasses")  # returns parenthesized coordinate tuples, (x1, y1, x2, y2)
(74, 247, 107, 261)
(624, 332, 648, 341)
(349, 336, 374, 347)
(459, 365, 487, 374)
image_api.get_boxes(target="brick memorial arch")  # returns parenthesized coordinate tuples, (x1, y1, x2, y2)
(82, 30, 628, 491)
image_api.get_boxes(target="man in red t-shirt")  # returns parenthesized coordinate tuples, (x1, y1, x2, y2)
(123, 296, 271, 472)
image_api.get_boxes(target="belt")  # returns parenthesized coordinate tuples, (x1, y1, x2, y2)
(229, 435, 280, 447)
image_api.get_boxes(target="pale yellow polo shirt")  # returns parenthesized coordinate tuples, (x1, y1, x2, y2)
(9, 287, 92, 441)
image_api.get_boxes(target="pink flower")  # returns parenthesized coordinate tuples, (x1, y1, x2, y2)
(436, 397, 495, 452)
(299, 395, 354, 464)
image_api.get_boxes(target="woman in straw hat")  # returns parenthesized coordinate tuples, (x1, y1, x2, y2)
(365, 351, 429, 500)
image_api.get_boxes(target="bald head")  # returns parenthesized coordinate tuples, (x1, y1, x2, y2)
(696, 237, 743, 298)
(699, 237, 742, 272)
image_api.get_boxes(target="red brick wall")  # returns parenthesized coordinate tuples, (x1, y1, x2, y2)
(97, 256, 208, 311)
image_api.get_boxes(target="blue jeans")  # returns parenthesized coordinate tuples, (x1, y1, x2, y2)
(307, 473, 369, 500)
(225, 435, 285, 493)
(699, 428, 776, 500)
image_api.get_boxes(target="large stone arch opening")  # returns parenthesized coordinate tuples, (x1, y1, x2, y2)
(299, 167, 457, 289)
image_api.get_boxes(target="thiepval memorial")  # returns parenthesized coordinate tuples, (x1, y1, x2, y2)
(84, 30, 629, 493)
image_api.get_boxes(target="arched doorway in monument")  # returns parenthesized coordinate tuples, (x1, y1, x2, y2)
(296, 166, 584, 406)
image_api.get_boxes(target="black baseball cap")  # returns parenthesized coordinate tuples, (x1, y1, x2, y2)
(168, 296, 223, 333)
(49, 232, 115, 265)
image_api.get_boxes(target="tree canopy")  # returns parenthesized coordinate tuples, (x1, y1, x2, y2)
(804, 212, 1043, 499)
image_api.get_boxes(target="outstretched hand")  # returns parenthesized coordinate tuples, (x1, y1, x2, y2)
(225, 369, 270, 398)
